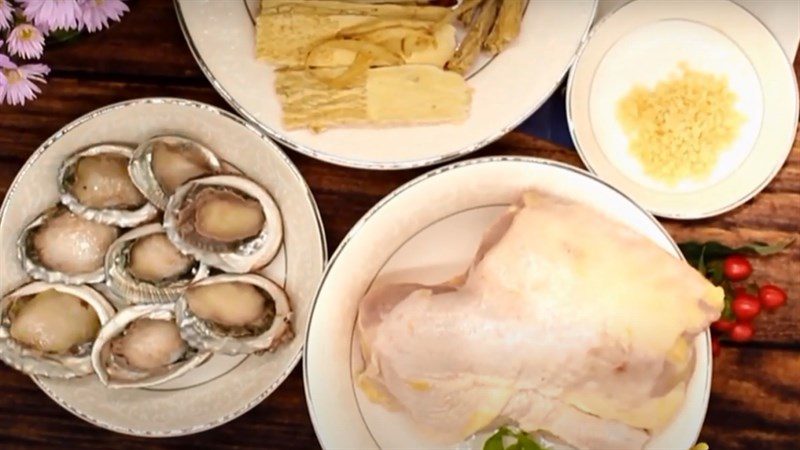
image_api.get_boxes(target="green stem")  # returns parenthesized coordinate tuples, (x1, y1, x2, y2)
(46, 28, 83, 45)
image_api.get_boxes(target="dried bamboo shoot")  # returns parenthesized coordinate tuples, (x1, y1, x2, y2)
(446, 0, 499, 74)
(484, 0, 524, 54)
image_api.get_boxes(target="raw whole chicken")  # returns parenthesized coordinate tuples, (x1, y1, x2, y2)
(356, 192, 723, 449)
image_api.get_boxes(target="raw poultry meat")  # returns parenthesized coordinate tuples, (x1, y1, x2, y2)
(356, 192, 724, 449)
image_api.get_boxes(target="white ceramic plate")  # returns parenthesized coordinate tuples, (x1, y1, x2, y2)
(0, 98, 327, 436)
(304, 156, 711, 449)
(567, 0, 799, 219)
(174, 0, 597, 170)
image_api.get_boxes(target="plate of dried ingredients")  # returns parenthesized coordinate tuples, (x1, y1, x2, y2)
(175, 0, 597, 169)
(567, 0, 798, 219)
(0, 98, 326, 436)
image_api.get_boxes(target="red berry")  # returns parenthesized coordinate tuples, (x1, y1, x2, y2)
(711, 318, 736, 333)
(759, 284, 788, 310)
(712, 336, 721, 357)
(723, 255, 753, 281)
(729, 322, 755, 342)
(732, 293, 761, 321)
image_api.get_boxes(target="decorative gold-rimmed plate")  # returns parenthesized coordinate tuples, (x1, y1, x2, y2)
(303, 156, 712, 449)
(174, 0, 597, 170)
(567, 0, 799, 219)
(0, 98, 326, 436)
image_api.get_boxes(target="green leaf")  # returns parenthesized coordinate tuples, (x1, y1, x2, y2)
(678, 242, 706, 267)
(679, 239, 794, 264)
(697, 245, 707, 276)
(483, 432, 505, 450)
(497, 426, 514, 436)
(483, 427, 546, 450)
(707, 260, 725, 285)
(517, 434, 545, 450)
(46, 28, 83, 45)
(739, 239, 795, 256)
(721, 281, 735, 320)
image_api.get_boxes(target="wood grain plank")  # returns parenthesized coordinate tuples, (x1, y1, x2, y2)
(0, 160, 23, 199)
(699, 347, 800, 450)
(1, 346, 797, 449)
(0, 367, 320, 449)
(666, 224, 800, 345)
(763, 130, 800, 193)
(0, 78, 227, 161)
(43, 0, 203, 80)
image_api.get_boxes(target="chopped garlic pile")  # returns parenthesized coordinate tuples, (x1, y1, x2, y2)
(616, 63, 745, 184)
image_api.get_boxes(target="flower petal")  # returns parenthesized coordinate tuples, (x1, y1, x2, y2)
(20, 0, 82, 32)
(1, 64, 49, 106)
(80, 0, 130, 32)
(8, 24, 46, 59)
(0, 53, 16, 69)
(0, 0, 14, 31)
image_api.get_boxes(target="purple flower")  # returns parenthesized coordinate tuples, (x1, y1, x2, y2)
(0, 52, 9, 93)
(0, 0, 14, 31)
(7, 24, 46, 59)
(0, 59, 50, 106)
(79, 0, 128, 32)
(0, 51, 11, 69)
(19, 0, 82, 31)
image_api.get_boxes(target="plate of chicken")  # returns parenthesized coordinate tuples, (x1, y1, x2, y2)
(303, 156, 723, 449)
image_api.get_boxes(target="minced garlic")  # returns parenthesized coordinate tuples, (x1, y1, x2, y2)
(616, 63, 745, 184)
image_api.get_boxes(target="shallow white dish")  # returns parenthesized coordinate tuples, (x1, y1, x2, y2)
(304, 156, 711, 449)
(0, 98, 326, 436)
(174, 0, 597, 170)
(567, 0, 799, 219)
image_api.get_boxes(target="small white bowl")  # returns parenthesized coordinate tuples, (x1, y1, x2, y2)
(567, 0, 798, 219)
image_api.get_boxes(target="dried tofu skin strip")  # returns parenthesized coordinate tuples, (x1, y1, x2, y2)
(275, 65, 471, 131)
(256, 12, 456, 68)
(275, 67, 369, 131)
(339, 17, 437, 36)
(260, 0, 452, 21)
(307, 39, 405, 67)
(308, 50, 375, 88)
(301, 27, 451, 88)
(328, 0, 457, 4)
(365, 65, 471, 124)
(256, 13, 365, 66)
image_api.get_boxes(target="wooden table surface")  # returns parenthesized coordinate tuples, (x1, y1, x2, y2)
(0, 1, 798, 449)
